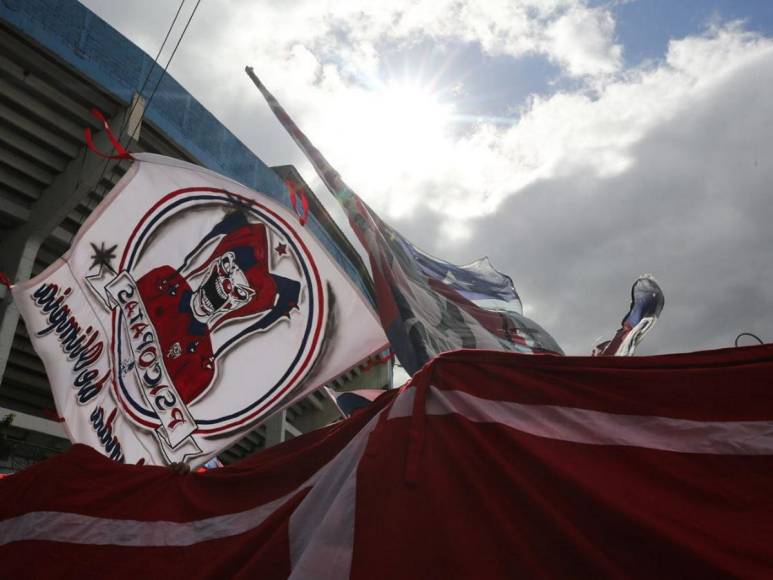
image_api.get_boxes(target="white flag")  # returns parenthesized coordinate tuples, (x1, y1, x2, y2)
(13, 153, 387, 466)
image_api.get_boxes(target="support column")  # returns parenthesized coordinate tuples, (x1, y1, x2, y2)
(0, 95, 145, 382)
(262, 410, 288, 449)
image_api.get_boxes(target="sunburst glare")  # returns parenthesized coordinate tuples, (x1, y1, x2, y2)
(316, 80, 457, 206)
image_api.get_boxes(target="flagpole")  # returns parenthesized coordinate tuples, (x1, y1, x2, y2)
(245, 67, 358, 204)
(245, 67, 566, 373)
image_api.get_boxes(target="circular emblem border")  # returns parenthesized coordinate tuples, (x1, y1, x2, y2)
(110, 187, 326, 436)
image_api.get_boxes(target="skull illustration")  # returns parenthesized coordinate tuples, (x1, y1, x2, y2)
(191, 251, 256, 324)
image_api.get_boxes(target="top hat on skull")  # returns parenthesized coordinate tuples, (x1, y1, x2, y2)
(182, 212, 277, 330)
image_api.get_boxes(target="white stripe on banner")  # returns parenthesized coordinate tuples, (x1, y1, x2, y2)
(389, 386, 773, 455)
(5, 383, 771, 552)
(0, 411, 379, 578)
(288, 409, 381, 579)
(0, 490, 298, 547)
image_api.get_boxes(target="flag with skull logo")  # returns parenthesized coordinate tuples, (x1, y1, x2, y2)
(12, 153, 387, 466)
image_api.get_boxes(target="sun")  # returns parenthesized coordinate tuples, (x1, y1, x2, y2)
(372, 83, 453, 140)
(323, 81, 455, 180)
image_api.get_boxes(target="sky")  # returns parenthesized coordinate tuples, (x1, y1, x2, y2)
(80, 0, 773, 357)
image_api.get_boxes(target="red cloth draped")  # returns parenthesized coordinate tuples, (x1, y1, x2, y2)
(2, 345, 773, 578)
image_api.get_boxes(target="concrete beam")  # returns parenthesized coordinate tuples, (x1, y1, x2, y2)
(0, 122, 68, 172)
(305, 390, 325, 412)
(0, 52, 103, 130)
(0, 95, 144, 384)
(0, 406, 66, 439)
(1, 93, 144, 257)
(0, 382, 54, 410)
(262, 410, 287, 449)
(283, 419, 301, 439)
(0, 76, 87, 140)
(0, 26, 115, 117)
(2, 366, 49, 392)
(0, 101, 78, 158)
(0, 192, 29, 223)
(0, 166, 40, 201)
(0, 145, 55, 186)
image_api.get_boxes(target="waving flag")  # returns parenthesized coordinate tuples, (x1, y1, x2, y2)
(594, 275, 665, 356)
(334, 388, 386, 416)
(2, 345, 773, 578)
(246, 68, 563, 375)
(11, 153, 387, 467)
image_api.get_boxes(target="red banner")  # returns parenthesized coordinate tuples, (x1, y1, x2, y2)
(2, 344, 773, 578)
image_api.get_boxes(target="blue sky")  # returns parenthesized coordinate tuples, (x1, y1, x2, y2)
(379, 39, 562, 121)
(372, 1, 773, 121)
(611, 0, 773, 62)
(84, 0, 773, 356)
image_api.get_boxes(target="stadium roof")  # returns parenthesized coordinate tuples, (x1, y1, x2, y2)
(0, 1, 386, 470)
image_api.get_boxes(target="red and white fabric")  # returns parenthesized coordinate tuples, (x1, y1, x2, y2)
(1, 345, 773, 578)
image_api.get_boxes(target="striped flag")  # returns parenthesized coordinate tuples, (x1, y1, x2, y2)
(2, 344, 773, 578)
(246, 68, 563, 375)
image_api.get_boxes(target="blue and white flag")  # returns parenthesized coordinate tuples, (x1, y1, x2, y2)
(247, 68, 563, 375)
(593, 275, 665, 356)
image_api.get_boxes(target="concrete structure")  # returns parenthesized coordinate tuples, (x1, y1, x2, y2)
(0, 1, 389, 470)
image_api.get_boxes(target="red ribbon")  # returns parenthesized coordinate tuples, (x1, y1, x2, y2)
(42, 408, 65, 423)
(359, 351, 395, 373)
(285, 179, 309, 226)
(84, 108, 133, 160)
(0, 272, 11, 289)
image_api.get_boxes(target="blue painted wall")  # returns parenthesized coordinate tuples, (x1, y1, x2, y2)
(0, 0, 371, 300)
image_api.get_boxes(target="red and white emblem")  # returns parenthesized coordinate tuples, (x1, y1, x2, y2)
(14, 154, 386, 466)
(90, 188, 326, 462)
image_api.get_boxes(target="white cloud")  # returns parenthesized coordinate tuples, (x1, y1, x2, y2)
(79, 2, 773, 355)
(437, 24, 773, 354)
(320, 22, 772, 225)
(80, 0, 626, 222)
(143, 0, 624, 88)
(229, 0, 619, 79)
(544, 5, 622, 77)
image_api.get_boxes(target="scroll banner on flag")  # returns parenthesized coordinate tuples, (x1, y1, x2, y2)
(246, 68, 563, 375)
(12, 154, 387, 466)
